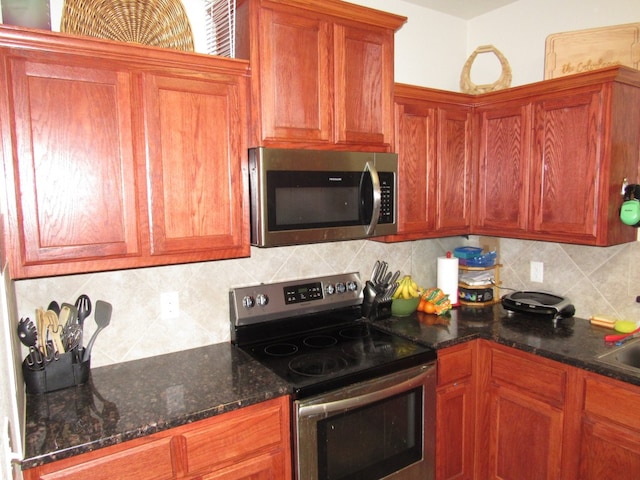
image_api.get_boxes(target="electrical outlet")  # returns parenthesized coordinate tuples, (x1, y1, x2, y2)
(530, 261, 544, 283)
(161, 291, 180, 319)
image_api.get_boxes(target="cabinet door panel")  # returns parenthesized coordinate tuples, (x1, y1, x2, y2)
(531, 90, 601, 239)
(489, 385, 564, 480)
(335, 24, 393, 147)
(258, 8, 332, 143)
(142, 73, 247, 256)
(437, 382, 474, 480)
(579, 420, 640, 480)
(6, 55, 139, 264)
(436, 107, 472, 232)
(475, 104, 530, 233)
(436, 342, 476, 480)
(394, 102, 436, 234)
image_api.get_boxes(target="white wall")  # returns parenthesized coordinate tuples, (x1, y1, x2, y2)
(467, 0, 640, 86)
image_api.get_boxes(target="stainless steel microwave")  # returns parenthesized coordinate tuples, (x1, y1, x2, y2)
(249, 147, 397, 247)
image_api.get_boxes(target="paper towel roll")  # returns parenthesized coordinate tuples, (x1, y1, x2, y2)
(437, 256, 459, 305)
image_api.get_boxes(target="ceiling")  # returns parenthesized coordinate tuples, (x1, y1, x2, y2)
(402, 0, 519, 19)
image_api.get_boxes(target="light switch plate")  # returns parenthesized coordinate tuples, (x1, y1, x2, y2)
(530, 261, 544, 283)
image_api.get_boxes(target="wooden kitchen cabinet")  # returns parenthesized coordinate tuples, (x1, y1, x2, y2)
(436, 340, 640, 480)
(23, 396, 292, 480)
(436, 341, 477, 480)
(576, 372, 640, 479)
(384, 85, 473, 241)
(140, 70, 247, 259)
(475, 340, 582, 480)
(474, 67, 640, 245)
(0, 26, 250, 278)
(474, 102, 531, 235)
(235, 0, 405, 151)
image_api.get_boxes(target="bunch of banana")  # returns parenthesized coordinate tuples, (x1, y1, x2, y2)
(391, 275, 422, 300)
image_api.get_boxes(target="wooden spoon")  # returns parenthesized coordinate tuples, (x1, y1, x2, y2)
(45, 310, 65, 354)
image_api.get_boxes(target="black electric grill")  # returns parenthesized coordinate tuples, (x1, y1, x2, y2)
(501, 291, 575, 321)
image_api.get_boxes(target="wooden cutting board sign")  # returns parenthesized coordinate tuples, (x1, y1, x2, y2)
(545, 22, 640, 79)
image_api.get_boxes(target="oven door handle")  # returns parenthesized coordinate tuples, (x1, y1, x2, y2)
(298, 364, 433, 418)
(363, 161, 381, 236)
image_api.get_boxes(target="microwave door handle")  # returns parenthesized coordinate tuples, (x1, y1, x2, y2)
(364, 162, 381, 235)
(298, 365, 433, 418)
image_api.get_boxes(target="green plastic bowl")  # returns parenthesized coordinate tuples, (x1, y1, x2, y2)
(391, 297, 420, 317)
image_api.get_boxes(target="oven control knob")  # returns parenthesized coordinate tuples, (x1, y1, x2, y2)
(325, 284, 336, 295)
(242, 295, 255, 309)
(346, 281, 357, 292)
(256, 293, 269, 307)
(336, 282, 346, 294)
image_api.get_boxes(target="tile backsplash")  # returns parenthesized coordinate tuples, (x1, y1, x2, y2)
(13, 236, 640, 367)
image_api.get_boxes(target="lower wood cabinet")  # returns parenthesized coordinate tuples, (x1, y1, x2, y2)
(578, 373, 640, 478)
(475, 340, 580, 480)
(437, 340, 640, 480)
(436, 341, 476, 480)
(23, 396, 292, 480)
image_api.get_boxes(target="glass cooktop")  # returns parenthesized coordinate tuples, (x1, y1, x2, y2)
(239, 320, 435, 397)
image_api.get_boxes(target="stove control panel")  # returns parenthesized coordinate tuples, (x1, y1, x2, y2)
(230, 272, 363, 327)
(284, 281, 323, 304)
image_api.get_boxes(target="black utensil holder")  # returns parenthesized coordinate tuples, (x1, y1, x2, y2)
(22, 349, 90, 394)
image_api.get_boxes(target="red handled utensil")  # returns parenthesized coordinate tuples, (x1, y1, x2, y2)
(604, 326, 640, 344)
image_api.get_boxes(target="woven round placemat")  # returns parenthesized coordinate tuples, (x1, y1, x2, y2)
(60, 0, 194, 51)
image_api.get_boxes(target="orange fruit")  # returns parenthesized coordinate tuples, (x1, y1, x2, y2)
(423, 302, 436, 314)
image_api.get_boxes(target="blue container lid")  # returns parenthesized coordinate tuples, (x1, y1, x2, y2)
(453, 246, 483, 259)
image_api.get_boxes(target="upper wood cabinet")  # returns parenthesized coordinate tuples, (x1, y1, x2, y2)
(474, 102, 531, 235)
(0, 26, 250, 278)
(235, 0, 405, 151)
(382, 85, 473, 241)
(473, 67, 640, 246)
(2, 50, 141, 267)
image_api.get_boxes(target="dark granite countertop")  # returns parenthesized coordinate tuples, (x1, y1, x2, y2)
(373, 304, 640, 388)
(22, 343, 290, 470)
(22, 304, 640, 470)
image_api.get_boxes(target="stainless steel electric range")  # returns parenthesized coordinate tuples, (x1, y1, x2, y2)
(230, 272, 437, 480)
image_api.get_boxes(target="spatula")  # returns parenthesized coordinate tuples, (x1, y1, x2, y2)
(83, 300, 112, 362)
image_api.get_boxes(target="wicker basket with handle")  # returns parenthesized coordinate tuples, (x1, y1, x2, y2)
(460, 45, 512, 94)
(60, 0, 194, 51)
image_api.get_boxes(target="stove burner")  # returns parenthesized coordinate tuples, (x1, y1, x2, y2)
(264, 343, 298, 356)
(339, 324, 371, 339)
(289, 353, 348, 377)
(303, 334, 338, 348)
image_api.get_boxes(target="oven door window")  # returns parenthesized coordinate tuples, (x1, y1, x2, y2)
(316, 388, 423, 480)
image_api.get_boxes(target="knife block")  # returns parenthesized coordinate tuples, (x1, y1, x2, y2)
(363, 298, 392, 321)
(22, 349, 90, 394)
